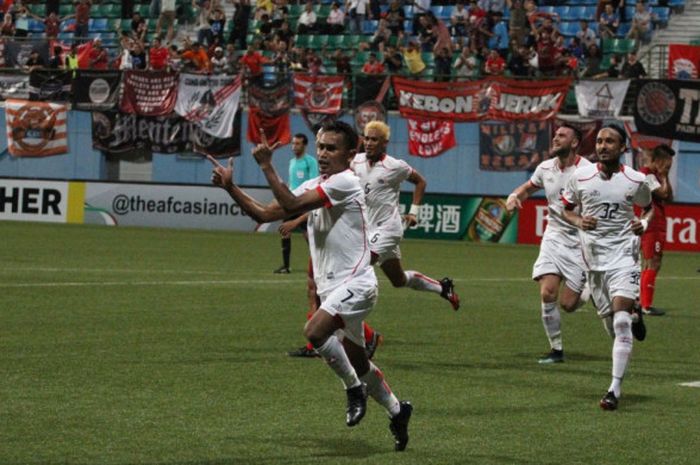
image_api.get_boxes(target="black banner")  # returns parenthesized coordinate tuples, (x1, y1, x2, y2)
(352, 75, 389, 108)
(0, 73, 30, 100)
(29, 69, 72, 102)
(247, 80, 291, 116)
(3, 40, 49, 68)
(72, 70, 121, 111)
(91, 111, 241, 158)
(634, 79, 700, 143)
(479, 121, 551, 171)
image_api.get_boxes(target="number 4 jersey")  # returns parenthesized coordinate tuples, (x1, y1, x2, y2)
(562, 163, 660, 271)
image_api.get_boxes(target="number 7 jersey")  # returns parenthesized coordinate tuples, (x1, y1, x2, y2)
(561, 163, 659, 271)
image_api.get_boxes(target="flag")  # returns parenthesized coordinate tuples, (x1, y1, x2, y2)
(5, 99, 68, 157)
(634, 79, 700, 143)
(71, 70, 121, 111)
(353, 75, 389, 108)
(293, 74, 344, 114)
(28, 69, 73, 102)
(574, 79, 630, 118)
(3, 40, 50, 68)
(247, 80, 291, 147)
(0, 74, 30, 100)
(479, 121, 550, 171)
(175, 73, 242, 138)
(120, 70, 178, 116)
(407, 117, 456, 158)
(668, 44, 700, 79)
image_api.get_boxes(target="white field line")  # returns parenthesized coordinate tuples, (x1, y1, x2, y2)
(0, 276, 697, 288)
(0, 267, 228, 275)
(678, 381, 700, 388)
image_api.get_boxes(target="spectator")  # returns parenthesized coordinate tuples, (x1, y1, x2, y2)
(271, 0, 289, 28)
(402, 41, 426, 77)
(13, 5, 30, 38)
(273, 40, 290, 80)
(306, 47, 323, 74)
(255, 0, 274, 19)
(484, 48, 506, 75)
(149, 36, 169, 70)
(325, 2, 345, 35)
(346, 0, 369, 34)
(417, 15, 436, 52)
(621, 51, 647, 78)
(558, 48, 579, 77)
(576, 20, 598, 50)
(167, 44, 183, 72)
(451, 1, 469, 37)
(65, 44, 79, 73)
(568, 36, 585, 61)
(224, 43, 240, 74)
(89, 39, 109, 70)
(211, 46, 227, 73)
(326, 48, 352, 76)
(23, 50, 45, 73)
(489, 11, 509, 57)
(27, 9, 63, 40)
(367, 18, 391, 52)
(228, 0, 252, 51)
(535, 16, 560, 41)
(600, 53, 621, 77)
(193, 0, 213, 46)
(74, 0, 92, 42)
(479, 0, 506, 13)
(412, 0, 432, 34)
(182, 40, 212, 73)
(130, 12, 147, 42)
(385, 0, 406, 40)
(48, 46, 64, 69)
(469, 11, 492, 51)
(455, 44, 482, 78)
(130, 42, 148, 70)
(508, 44, 531, 76)
(273, 20, 294, 51)
(0, 11, 14, 37)
(239, 42, 267, 82)
(628, 1, 653, 42)
(507, 0, 528, 46)
(536, 30, 558, 75)
(362, 51, 385, 74)
(434, 47, 452, 82)
(297, 1, 317, 34)
(582, 43, 603, 77)
(209, 7, 227, 45)
(432, 13, 454, 54)
(599, 3, 619, 39)
(382, 44, 403, 74)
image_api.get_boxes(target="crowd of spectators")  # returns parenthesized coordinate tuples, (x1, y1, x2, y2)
(0, 0, 663, 82)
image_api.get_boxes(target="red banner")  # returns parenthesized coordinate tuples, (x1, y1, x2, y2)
(247, 108, 291, 147)
(5, 99, 68, 157)
(393, 76, 572, 122)
(516, 199, 699, 252)
(293, 74, 343, 114)
(407, 117, 455, 158)
(120, 70, 178, 116)
(668, 44, 700, 80)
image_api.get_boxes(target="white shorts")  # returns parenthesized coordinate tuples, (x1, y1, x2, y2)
(532, 237, 587, 294)
(588, 266, 641, 318)
(369, 229, 402, 265)
(319, 272, 378, 347)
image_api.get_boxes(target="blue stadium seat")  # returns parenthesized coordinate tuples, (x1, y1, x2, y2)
(588, 21, 600, 33)
(668, 0, 685, 12)
(90, 18, 109, 32)
(442, 6, 454, 19)
(616, 22, 632, 37)
(584, 6, 597, 19)
(430, 6, 445, 18)
(362, 20, 378, 34)
(540, 6, 556, 16)
(554, 6, 571, 19)
(569, 6, 586, 20)
(28, 19, 45, 33)
(403, 5, 414, 19)
(652, 7, 670, 27)
(560, 21, 581, 37)
(625, 6, 636, 19)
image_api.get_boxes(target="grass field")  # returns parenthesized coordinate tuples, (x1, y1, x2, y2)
(1, 221, 699, 465)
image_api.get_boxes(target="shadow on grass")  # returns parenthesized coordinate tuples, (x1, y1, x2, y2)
(276, 436, 387, 459)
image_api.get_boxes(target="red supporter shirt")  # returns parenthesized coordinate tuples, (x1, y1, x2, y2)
(362, 61, 385, 74)
(240, 52, 265, 76)
(485, 55, 506, 74)
(149, 46, 169, 70)
(639, 167, 666, 233)
(44, 17, 60, 37)
(76, 3, 91, 25)
(90, 48, 108, 70)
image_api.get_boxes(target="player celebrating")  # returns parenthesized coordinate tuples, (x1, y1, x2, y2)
(639, 144, 674, 316)
(561, 124, 658, 410)
(208, 121, 413, 451)
(351, 121, 460, 310)
(506, 124, 591, 364)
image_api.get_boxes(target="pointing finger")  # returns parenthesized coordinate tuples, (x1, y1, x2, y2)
(270, 141, 281, 151)
(228, 157, 233, 169)
(260, 128, 269, 147)
(206, 155, 222, 167)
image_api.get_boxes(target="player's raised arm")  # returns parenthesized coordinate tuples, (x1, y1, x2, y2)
(404, 169, 426, 227)
(506, 180, 540, 211)
(206, 155, 286, 223)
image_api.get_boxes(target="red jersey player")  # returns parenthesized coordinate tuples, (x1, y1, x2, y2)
(639, 144, 674, 316)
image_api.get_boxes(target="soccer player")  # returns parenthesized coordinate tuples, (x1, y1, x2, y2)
(207, 121, 413, 451)
(505, 124, 591, 364)
(274, 133, 318, 274)
(561, 124, 658, 410)
(351, 121, 460, 310)
(639, 144, 674, 316)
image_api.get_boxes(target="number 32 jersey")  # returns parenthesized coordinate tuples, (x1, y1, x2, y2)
(561, 163, 659, 271)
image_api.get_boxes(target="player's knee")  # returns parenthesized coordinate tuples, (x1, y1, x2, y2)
(560, 300, 577, 313)
(613, 312, 632, 333)
(303, 321, 324, 346)
(389, 275, 406, 288)
(540, 288, 557, 303)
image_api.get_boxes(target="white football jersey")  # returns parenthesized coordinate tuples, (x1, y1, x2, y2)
(562, 163, 659, 271)
(351, 152, 413, 236)
(529, 155, 592, 247)
(293, 169, 376, 297)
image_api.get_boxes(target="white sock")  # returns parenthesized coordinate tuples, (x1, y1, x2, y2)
(404, 271, 442, 293)
(541, 301, 562, 351)
(360, 362, 400, 417)
(609, 312, 634, 398)
(602, 316, 615, 339)
(316, 335, 361, 390)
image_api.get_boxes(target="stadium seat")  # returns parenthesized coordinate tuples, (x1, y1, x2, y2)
(61, 19, 76, 32)
(602, 38, 637, 54)
(309, 34, 329, 49)
(107, 18, 121, 32)
(430, 6, 445, 18)
(100, 4, 122, 18)
(616, 22, 632, 37)
(668, 0, 685, 12)
(30, 4, 46, 16)
(289, 5, 304, 16)
(59, 4, 73, 16)
(554, 6, 571, 19)
(403, 5, 414, 19)
(28, 19, 45, 33)
(327, 34, 345, 48)
(560, 21, 581, 37)
(90, 18, 109, 32)
(295, 34, 311, 48)
(652, 7, 670, 27)
(362, 20, 378, 34)
(568, 6, 586, 20)
(540, 6, 556, 16)
(421, 52, 435, 67)
(625, 6, 636, 19)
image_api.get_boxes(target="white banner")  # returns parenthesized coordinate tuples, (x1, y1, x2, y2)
(0, 179, 70, 223)
(174, 73, 242, 139)
(575, 79, 630, 118)
(0, 74, 30, 100)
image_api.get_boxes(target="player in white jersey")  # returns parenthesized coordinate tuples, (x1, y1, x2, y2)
(351, 121, 460, 311)
(207, 121, 412, 451)
(561, 124, 658, 411)
(506, 124, 591, 364)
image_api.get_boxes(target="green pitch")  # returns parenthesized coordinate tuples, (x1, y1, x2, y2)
(1, 222, 698, 465)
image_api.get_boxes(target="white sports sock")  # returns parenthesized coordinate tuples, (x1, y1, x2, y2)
(602, 315, 615, 339)
(404, 271, 442, 293)
(360, 362, 400, 417)
(541, 301, 562, 351)
(609, 312, 634, 398)
(316, 335, 361, 390)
